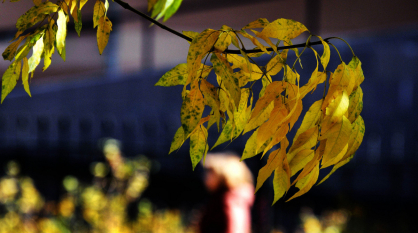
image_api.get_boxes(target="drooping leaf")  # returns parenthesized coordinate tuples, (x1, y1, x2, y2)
(56, 9, 67, 59)
(214, 29, 233, 52)
(238, 30, 269, 53)
(211, 53, 241, 108)
(242, 18, 269, 29)
(43, 18, 56, 71)
(22, 57, 31, 97)
(259, 18, 308, 42)
(348, 56, 364, 89)
(317, 36, 330, 70)
(319, 116, 351, 168)
(263, 123, 289, 157)
(14, 1, 58, 40)
(300, 71, 326, 98)
(190, 125, 208, 170)
(293, 100, 322, 145)
(27, 34, 44, 73)
(266, 50, 288, 76)
(341, 115, 365, 161)
(163, 0, 183, 21)
(241, 128, 271, 161)
(200, 79, 221, 130)
(97, 16, 112, 55)
(287, 163, 319, 202)
(272, 155, 291, 204)
(321, 89, 349, 133)
(1, 60, 22, 103)
(93, 0, 105, 28)
(75, 8, 82, 36)
(169, 126, 185, 154)
(347, 87, 363, 123)
(288, 149, 314, 176)
(317, 154, 354, 185)
(14, 29, 44, 63)
(2, 35, 27, 61)
(255, 137, 289, 193)
(180, 83, 205, 139)
(287, 127, 318, 161)
(186, 29, 220, 86)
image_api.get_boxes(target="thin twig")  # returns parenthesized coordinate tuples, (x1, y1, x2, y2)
(113, 0, 331, 54)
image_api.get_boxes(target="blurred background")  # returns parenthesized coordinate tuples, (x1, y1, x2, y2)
(0, 0, 418, 232)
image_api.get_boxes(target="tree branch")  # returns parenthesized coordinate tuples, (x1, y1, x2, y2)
(113, 0, 330, 54)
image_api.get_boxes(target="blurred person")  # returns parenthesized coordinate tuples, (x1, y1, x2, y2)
(199, 152, 255, 233)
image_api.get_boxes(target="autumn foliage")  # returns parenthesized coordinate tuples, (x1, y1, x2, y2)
(1, 0, 365, 203)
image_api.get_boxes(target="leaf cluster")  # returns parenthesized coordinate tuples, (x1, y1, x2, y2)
(159, 18, 365, 203)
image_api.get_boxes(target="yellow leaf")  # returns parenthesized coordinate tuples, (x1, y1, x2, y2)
(248, 81, 285, 123)
(97, 16, 112, 55)
(180, 83, 205, 139)
(212, 89, 250, 149)
(211, 53, 241, 108)
(186, 29, 219, 83)
(263, 123, 289, 157)
(214, 29, 233, 52)
(80, 0, 88, 10)
(317, 154, 354, 185)
(190, 125, 208, 170)
(169, 126, 185, 154)
(255, 137, 289, 193)
(2, 35, 28, 61)
(28, 34, 44, 73)
(200, 79, 221, 130)
(1, 60, 22, 103)
(287, 127, 318, 162)
(287, 163, 319, 202)
(288, 99, 303, 131)
(291, 141, 324, 186)
(56, 9, 67, 56)
(321, 89, 349, 132)
(320, 116, 351, 168)
(238, 30, 269, 54)
(317, 36, 330, 70)
(14, 1, 58, 37)
(257, 101, 288, 153)
(289, 149, 314, 176)
(252, 29, 277, 53)
(347, 86, 363, 123)
(33, 0, 42, 6)
(324, 63, 351, 106)
(241, 128, 270, 161)
(93, 0, 105, 28)
(293, 100, 322, 145)
(242, 18, 269, 29)
(182, 31, 199, 43)
(341, 115, 365, 161)
(300, 71, 326, 98)
(43, 18, 55, 71)
(22, 57, 31, 97)
(259, 18, 308, 41)
(266, 50, 288, 76)
(348, 56, 364, 90)
(272, 155, 291, 204)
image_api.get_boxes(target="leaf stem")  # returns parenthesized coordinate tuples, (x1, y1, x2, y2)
(328, 43, 343, 63)
(326, 37, 356, 57)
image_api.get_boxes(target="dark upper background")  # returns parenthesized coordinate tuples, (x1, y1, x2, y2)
(1, 0, 418, 232)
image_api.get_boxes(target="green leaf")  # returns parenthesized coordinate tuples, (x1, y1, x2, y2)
(2, 35, 27, 61)
(75, 8, 82, 37)
(1, 60, 22, 103)
(14, 1, 58, 39)
(190, 125, 208, 170)
(163, 0, 182, 21)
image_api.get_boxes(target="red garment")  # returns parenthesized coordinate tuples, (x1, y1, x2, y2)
(199, 184, 254, 233)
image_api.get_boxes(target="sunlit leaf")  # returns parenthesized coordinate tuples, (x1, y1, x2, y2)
(28, 34, 44, 73)
(97, 16, 112, 55)
(289, 149, 314, 176)
(241, 128, 271, 161)
(56, 9, 67, 59)
(163, 0, 182, 21)
(43, 18, 55, 71)
(293, 100, 322, 145)
(214, 29, 233, 52)
(317, 36, 330, 70)
(22, 57, 31, 97)
(169, 126, 185, 154)
(1, 60, 21, 103)
(348, 56, 364, 90)
(266, 50, 287, 76)
(287, 127, 318, 162)
(347, 87, 363, 123)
